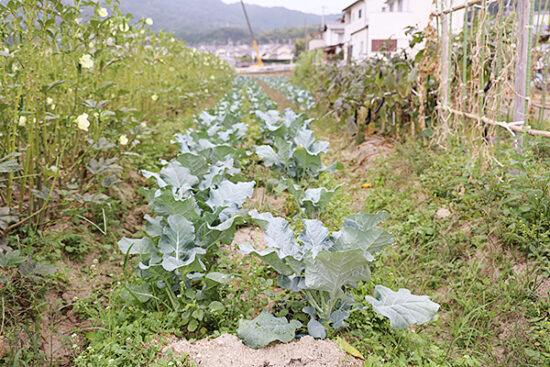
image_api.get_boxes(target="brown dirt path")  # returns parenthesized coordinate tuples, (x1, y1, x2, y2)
(255, 78, 295, 112)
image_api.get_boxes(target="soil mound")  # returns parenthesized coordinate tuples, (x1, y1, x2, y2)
(162, 334, 362, 367)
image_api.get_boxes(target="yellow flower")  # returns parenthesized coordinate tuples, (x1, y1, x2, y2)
(46, 97, 54, 105)
(119, 135, 128, 145)
(76, 113, 90, 131)
(140, 122, 147, 128)
(145, 18, 153, 26)
(18, 116, 27, 126)
(361, 183, 373, 189)
(79, 54, 94, 69)
(97, 7, 108, 18)
(151, 94, 158, 102)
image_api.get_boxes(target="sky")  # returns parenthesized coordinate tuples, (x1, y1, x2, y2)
(221, 0, 352, 15)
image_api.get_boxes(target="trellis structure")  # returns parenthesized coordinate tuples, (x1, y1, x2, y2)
(431, 0, 550, 149)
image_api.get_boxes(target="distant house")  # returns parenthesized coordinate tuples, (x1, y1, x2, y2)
(342, 0, 462, 61)
(309, 20, 345, 55)
(261, 44, 294, 63)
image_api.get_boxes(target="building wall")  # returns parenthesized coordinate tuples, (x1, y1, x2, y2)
(309, 39, 325, 50)
(324, 26, 344, 47)
(342, 0, 464, 60)
(349, 28, 369, 60)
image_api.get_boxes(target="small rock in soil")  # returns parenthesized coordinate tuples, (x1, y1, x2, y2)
(436, 208, 452, 219)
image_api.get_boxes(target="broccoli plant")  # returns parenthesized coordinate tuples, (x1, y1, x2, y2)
(240, 210, 439, 339)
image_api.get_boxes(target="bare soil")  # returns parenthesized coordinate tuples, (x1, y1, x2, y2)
(161, 334, 362, 367)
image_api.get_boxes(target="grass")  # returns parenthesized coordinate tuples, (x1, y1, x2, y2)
(310, 111, 549, 366)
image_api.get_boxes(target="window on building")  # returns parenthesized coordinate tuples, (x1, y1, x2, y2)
(358, 9, 362, 18)
(398, 0, 403, 12)
(389, 2, 394, 12)
(372, 39, 397, 52)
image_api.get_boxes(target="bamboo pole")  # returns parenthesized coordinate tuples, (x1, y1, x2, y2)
(513, 0, 531, 151)
(442, 106, 550, 138)
(432, 0, 484, 16)
(440, 0, 451, 136)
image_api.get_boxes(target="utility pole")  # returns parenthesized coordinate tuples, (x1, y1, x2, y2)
(240, 0, 263, 67)
(322, 6, 327, 27)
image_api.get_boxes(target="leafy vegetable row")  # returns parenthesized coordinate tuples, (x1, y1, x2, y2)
(118, 74, 439, 347)
(236, 79, 439, 346)
(256, 76, 315, 111)
(118, 77, 266, 331)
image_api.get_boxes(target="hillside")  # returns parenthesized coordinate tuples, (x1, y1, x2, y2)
(184, 25, 321, 46)
(118, 0, 337, 44)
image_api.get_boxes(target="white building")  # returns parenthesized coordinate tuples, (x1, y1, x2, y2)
(342, 0, 462, 61)
(309, 20, 345, 54)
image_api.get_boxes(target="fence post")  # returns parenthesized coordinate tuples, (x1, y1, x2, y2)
(513, 0, 531, 151)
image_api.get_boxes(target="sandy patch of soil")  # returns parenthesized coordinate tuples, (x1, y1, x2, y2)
(534, 276, 550, 300)
(246, 187, 287, 217)
(231, 226, 267, 252)
(162, 334, 362, 367)
(339, 135, 394, 171)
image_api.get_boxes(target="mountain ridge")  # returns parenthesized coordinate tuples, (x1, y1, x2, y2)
(118, 0, 339, 44)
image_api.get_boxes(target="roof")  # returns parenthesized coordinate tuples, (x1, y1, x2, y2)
(351, 25, 369, 36)
(343, 0, 364, 12)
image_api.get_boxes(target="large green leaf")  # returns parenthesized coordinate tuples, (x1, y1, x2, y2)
(307, 318, 326, 339)
(304, 248, 372, 302)
(160, 161, 199, 191)
(294, 128, 329, 155)
(297, 219, 333, 258)
(176, 153, 208, 178)
(158, 215, 195, 257)
(150, 191, 200, 219)
(199, 157, 240, 190)
(261, 215, 302, 260)
(255, 145, 281, 167)
(206, 180, 255, 220)
(0, 158, 22, 173)
(118, 237, 156, 255)
(333, 211, 393, 255)
(239, 242, 294, 276)
(365, 285, 440, 330)
(293, 147, 322, 173)
(237, 310, 301, 349)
